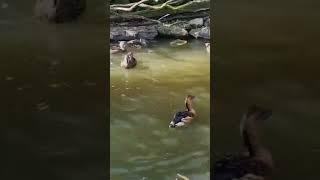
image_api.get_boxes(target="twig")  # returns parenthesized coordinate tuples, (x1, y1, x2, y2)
(158, 13, 170, 21)
(112, 0, 150, 12)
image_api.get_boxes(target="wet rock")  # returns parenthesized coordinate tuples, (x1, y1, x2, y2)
(34, 0, 86, 23)
(110, 26, 158, 41)
(204, 17, 210, 27)
(170, 39, 188, 47)
(188, 18, 204, 28)
(189, 27, 210, 39)
(205, 43, 210, 53)
(126, 39, 148, 48)
(171, 21, 192, 31)
(157, 24, 188, 37)
(36, 102, 50, 111)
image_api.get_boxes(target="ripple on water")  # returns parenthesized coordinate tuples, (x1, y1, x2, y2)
(152, 130, 166, 137)
(111, 118, 134, 129)
(179, 157, 209, 170)
(132, 165, 154, 172)
(155, 151, 200, 167)
(128, 153, 158, 163)
(188, 172, 210, 180)
(110, 168, 129, 175)
(160, 138, 178, 146)
(131, 114, 158, 126)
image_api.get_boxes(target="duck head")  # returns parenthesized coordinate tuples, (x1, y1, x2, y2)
(126, 52, 134, 61)
(185, 95, 195, 104)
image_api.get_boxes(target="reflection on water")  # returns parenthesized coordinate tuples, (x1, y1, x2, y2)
(1, 1, 107, 179)
(110, 40, 210, 179)
(215, 1, 320, 179)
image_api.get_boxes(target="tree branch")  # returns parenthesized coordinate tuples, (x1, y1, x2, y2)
(112, 0, 150, 12)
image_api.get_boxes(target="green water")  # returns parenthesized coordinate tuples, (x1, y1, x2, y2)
(110, 40, 210, 179)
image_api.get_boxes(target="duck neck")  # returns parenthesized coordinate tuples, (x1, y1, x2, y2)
(241, 118, 263, 157)
(185, 100, 193, 112)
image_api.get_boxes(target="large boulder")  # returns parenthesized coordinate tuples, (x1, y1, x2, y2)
(157, 24, 188, 38)
(188, 18, 204, 28)
(204, 17, 210, 27)
(110, 26, 158, 41)
(189, 27, 210, 39)
(34, 0, 86, 23)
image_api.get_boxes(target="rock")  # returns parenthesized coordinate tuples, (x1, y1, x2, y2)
(171, 21, 192, 31)
(127, 39, 148, 48)
(188, 18, 204, 28)
(110, 26, 158, 41)
(204, 17, 210, 27)
(189, 27, 210, 39)
(170, 39, 188, 47)
(157, 24, 188, 38)
(34, 0, 86, 23)
(205, 43, 210, 53)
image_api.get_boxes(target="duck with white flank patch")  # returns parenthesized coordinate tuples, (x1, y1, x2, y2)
(169, 95, 196, 128)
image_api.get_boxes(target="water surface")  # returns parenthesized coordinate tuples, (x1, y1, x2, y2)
(110, 40, 210, 179)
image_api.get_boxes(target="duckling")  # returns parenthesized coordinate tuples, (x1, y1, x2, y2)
(169, 95, 196, 128)
(110, 41, 127, 54)
(213, 105, 273, 180)
(205, 43, 210, 53)
(121, 52, 137, 69)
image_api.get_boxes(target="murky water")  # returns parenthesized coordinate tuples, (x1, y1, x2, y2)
(214, 1, 320, 179)
(110, 40, 210, 179)
(1, 1, 108, 179)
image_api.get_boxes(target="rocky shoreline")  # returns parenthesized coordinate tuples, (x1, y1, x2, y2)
(110, 14, 211, 52)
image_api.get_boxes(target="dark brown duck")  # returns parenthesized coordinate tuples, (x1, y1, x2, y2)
(214, 105, 273, 180)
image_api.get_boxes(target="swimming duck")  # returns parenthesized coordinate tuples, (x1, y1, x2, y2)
(169, 95, 196, 128)
(213, 105, 273, 180)
(121, 52, 137, 69)
(205, 43, 210, 53)
(110, 41, 127, 54)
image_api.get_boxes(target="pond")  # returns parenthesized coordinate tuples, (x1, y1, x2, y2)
(110, 40, 210, 179)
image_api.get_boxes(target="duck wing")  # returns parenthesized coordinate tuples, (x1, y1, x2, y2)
(172, 111, 191, 124)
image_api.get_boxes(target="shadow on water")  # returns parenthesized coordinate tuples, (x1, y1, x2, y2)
(215, 1, 320, 179)
(1, 1, 107, 179)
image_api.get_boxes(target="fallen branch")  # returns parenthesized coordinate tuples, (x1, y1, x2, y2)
(110, 0, 210, 18)
(111, 0, 149, 12)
